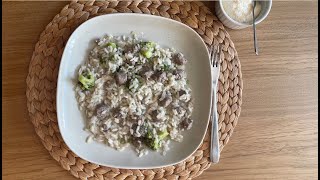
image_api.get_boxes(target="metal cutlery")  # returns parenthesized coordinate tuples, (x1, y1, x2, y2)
(252, 0, 259, 55)
(209, 45, 221, 163)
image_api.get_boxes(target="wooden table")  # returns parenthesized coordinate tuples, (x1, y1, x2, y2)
(3, 1, 318, 180)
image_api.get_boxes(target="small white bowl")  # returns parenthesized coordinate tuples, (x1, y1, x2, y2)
(215, 0, 272, 29)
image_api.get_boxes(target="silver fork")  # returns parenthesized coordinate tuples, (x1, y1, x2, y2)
(209, 45, 221, 163)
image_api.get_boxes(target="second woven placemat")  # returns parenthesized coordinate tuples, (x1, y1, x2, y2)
(26, 1, 242, 179)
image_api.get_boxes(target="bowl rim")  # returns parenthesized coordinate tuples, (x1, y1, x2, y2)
(56, 13, 212, 169)
(218, 0, 272, 26)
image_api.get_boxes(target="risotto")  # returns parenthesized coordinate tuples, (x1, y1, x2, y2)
(75, 33, 193, 157)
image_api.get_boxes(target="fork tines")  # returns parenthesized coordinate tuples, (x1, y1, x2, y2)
(209, 45, 220, 67)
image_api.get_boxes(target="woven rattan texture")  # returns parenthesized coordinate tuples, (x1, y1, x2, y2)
(26, 1, 242, 179)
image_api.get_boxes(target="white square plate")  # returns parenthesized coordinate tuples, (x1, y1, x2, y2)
(57, 13, 212, 169)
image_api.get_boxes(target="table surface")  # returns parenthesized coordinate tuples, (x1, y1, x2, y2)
(3, 1, 318, 180)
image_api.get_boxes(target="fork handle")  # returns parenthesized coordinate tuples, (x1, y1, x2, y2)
(210, 85, 220, 163)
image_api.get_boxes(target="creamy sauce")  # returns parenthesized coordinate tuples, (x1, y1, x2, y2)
(222, 0, 262, 23)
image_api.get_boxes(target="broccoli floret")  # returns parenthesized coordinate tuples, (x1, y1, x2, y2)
(140, 41, 156, 58)
(105, 42, 117, 49)
(162, 64, 171, 72)
(146, 127, 153, 139)
(141, 50, 152, 58)
(148, 138, 160, 150)
(140, 41, 156, 48)
(78, 70, 95, 90)
(144, 42, 156, 49)
(143, 128, 168, 150)
(142, 127, 159, 150)
(158, 130, 169, 140)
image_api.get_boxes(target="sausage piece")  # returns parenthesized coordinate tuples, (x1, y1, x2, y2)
(123, 44, 137, 54)
(173, 53, 187, 65)
(115, 71, 127, 85)
(140, 66, 154, 79)
(178, 90, 186, 97)
(159, 91, 172, 107)
(152, 70, 166, 82)
(172, 69, 184, 80)
(179, 118, 193, 130)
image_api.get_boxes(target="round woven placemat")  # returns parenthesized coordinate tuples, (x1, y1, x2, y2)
(26, 1, 242, 179)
